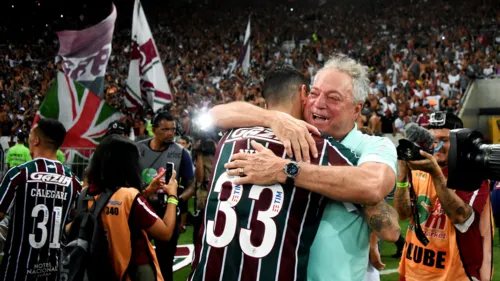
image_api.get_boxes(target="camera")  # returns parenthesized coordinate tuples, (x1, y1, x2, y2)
(192, 109, 219, 156)
(448, 129, 500, 191)
(397, 114, 500, 191)
(397, 139, 433, 161)
(396, 123, 435, 161)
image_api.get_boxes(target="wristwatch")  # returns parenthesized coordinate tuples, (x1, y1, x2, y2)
(284, 161, 300, 186)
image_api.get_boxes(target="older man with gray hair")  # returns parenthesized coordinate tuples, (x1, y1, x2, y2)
(211, 53, 398, 281)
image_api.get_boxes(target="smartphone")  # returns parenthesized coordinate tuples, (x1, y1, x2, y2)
(158, 162, 175, 206)
(165, 162, 174, 182)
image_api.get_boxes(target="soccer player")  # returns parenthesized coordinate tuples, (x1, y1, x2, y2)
(190, 66, 399, 281)
(208, 55, 398, 280)
(0, 119, 82, 281)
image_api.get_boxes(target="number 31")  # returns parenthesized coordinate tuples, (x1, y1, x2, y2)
(206, 172, 284, 258)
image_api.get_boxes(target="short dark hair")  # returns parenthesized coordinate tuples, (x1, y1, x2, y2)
(152, 112, 175, 128)
(35, 119, 66, 150)
(178, 135, 191, 145)
(87, 135, 142, 191)
(263, 66, 310, 106)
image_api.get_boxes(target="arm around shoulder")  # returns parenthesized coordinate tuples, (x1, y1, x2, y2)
(209, 102, 274, 130)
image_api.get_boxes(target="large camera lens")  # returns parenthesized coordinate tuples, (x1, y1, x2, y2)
(448, 129, 500, 191)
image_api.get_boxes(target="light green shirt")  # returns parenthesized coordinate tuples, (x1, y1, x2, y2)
(307, 124, 397, 281)
(147, 120, 154, 136)
(6, 143, 32, 168)
(56, 149, 66, 163)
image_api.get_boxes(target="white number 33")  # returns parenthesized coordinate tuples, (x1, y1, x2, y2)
(206, 172, 284, 258)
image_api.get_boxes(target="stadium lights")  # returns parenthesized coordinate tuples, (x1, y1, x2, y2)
(11, 5, 14, 8)
(60, 14, 64, 18)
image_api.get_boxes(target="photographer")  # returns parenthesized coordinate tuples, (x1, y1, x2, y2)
(190, 136, 215, 243)
(394, 112, 492, 281)
(136, 112, 195, 281)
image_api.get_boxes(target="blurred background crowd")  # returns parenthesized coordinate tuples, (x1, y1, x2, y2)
(0, 0, 499, 145)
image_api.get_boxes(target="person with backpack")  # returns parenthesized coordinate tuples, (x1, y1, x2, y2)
(60, 135, 178, 281)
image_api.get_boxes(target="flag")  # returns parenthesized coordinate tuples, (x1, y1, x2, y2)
(56, 4, 117, 96)
(125, 0, 172, 112)
(34, 72, 122, 149)
(231, 16, 252, 75)
(242, 17, 251, 75)
(173, 244, 194, 272)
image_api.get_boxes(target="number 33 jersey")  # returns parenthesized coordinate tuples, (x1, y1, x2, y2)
(0, 158, 82, 281)
(190, 127, 359, 281)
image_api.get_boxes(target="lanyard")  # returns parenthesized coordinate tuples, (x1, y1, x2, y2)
(408, 172, 430, 246)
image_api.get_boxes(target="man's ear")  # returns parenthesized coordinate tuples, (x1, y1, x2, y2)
(354, 102, 362, 118)
(33, 136, 40, 146)
(300, 85, 308, 104)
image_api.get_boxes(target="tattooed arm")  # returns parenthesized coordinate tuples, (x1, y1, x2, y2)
(363, 201, 401, 242)
(394, 160, 412, 219)
(431, 169, 472, 225)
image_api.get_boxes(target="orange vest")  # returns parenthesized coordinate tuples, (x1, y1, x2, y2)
(398, 171, 480, 281)
(90, 188, 164, 281)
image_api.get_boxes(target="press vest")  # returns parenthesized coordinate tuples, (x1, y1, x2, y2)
(398, 170, 484, 281)
(137, 139, 183, 185)
(92, 188, 164, 281)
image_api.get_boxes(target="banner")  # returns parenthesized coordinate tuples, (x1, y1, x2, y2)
(34, 72, 121, 149)
(56, 4, 117, 96)
(231, 16, 252, 75)
(125, 0, 172, 112)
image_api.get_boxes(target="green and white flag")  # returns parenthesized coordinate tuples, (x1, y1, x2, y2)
(34, 72, 122, 150)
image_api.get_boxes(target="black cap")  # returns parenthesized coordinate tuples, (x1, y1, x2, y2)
(16, 130, 27, 141)
(107, 121, 126, 136)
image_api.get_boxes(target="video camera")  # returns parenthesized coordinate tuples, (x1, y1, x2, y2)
(397, 112, 500, 191)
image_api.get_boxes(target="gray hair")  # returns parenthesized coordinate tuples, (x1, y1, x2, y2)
(319, 53, 370, 104)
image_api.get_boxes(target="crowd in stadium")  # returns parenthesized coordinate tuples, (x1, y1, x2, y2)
(0, 0, 499, 145)
(0, 0, 498, 281)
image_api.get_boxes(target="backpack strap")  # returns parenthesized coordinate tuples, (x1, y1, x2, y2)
(91, 188, 116, 217)
(76, 188, 91, 213)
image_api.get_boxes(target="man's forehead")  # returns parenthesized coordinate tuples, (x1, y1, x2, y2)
(158, 120, 176, 127)
(313, 69, 352, 93)
(430, 128, 450, 138)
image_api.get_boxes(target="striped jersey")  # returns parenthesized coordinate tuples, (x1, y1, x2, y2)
(190, 126, 359, 281)
(0, 158, 82, 281)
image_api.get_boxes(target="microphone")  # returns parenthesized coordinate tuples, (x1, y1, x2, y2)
(404, 123, 435, 149)
(397, 123, 435, 161)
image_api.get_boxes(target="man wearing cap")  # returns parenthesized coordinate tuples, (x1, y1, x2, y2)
(107, 120, 129, 138)
(417, 107, 430, 128)
(394, 112, 492, 281)
(6, 130, 31, 169)
(84, 120, 129, 181)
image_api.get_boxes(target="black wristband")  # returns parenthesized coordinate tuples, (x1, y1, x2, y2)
(168, 194, 178, 200)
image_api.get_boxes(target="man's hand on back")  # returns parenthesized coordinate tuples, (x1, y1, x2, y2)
(225, 140, 287, 185)
(270, 111, 320, 162)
